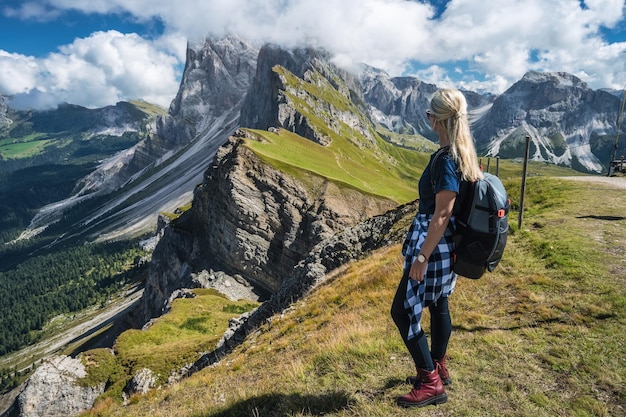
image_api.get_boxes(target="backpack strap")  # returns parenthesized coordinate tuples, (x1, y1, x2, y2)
(429, 146, 468, 219)
(429, 146, 450, 194)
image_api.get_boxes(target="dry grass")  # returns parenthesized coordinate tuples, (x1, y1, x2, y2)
(81, 177, 626, 417)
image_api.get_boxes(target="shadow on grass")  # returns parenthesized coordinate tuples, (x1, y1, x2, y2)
(452, 311, 617, 333)
(577, 215, 626, 221)
(195, 391, 354, 417)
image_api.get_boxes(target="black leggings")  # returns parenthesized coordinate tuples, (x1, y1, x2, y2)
(390, 270, 452, 371)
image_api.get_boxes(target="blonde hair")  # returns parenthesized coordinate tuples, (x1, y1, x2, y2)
(429, 89, 483, 182)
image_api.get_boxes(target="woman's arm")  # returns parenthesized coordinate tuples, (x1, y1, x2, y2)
(408, 190, 456, 281)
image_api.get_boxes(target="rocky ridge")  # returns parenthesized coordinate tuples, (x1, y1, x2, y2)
(8, 39, 625, 246)
(240, 44, 367, 146)
(180, 198, 416, 378)
(139, 133, 397, 322)
(139, 42, 404, 323)
(17, 36, 259, 243)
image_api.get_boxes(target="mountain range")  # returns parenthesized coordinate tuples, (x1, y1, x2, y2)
(1, 36, 624, 247)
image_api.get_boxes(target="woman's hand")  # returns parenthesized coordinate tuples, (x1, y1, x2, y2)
(409, 257, 428, 282)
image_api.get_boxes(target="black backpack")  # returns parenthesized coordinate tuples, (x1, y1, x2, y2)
(431, 149, 510, 279)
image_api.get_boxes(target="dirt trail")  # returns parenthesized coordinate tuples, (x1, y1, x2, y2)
(561, 175, 626, 189)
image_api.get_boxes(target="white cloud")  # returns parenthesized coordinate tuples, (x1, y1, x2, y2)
(2, 0, 626, 109)
(64, 0, 626, 90)
(417, 0, 626, 92)
(0, 51, 39, 95)
(1, 30, 181, 109)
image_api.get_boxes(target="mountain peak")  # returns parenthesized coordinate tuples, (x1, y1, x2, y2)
(520, 70, 590, 90)
(474, 69, 622, 172)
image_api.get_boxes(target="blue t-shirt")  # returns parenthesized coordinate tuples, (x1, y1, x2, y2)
(418, 149, 460, 214)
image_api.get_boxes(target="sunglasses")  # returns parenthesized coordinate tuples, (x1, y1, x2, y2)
(426, 109, 435, 119)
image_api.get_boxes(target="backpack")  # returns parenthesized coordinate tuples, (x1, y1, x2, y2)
(431, 149, 510, 279)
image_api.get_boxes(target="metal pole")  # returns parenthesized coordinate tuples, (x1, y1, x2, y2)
(519, 135, 531, 229)
(496, 156, 500, 177)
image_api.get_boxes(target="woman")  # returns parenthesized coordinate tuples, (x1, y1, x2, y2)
(391, 88, 482, 408)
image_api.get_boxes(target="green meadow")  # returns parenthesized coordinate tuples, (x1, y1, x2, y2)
(0, 135, 53, 159)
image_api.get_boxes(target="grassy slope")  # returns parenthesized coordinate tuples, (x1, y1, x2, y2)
(80, 174, 625, 417)
(243, 64, 577, 206)
(128, 100, 167, 118)
(0, 136, 52, 158)
(79, 290, 259, 404)
(241, 64, 435, 205)
(245, 126, 579, 206)
(244, 128, 426, 204)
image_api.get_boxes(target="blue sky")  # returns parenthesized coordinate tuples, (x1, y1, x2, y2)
(1, 0, 625, 110)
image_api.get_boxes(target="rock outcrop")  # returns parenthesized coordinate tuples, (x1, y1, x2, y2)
(0, 95, 10, 131)
(240, 45, 332, 132)
(359, 65, 439, 138)
(171, 37, 258, 140)
(123, 368, 157, 403)
(12, 356, 105, 417)
(240, 44, 366, 147)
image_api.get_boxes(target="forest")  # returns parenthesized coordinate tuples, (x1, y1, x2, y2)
(0, 239, 147, 357)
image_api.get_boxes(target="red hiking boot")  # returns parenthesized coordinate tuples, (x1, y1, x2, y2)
(397, 368, 447, 408)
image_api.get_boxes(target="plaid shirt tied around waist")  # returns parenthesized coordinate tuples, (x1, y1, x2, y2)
(401, 213, 457, 340)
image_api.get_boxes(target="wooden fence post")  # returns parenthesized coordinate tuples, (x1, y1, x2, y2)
(519, 135, 531, 229)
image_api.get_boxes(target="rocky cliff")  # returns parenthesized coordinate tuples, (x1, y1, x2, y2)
(360, 65, 439, 138)
(17, 36, 260, 242)
(183, 197, 417, 376)
(139, 40, 410, 323)
(92, 36, 258, 189)
(158, 36, 258, 147)
(240, 44, 366, 146)
(140, 133, 397, 322)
